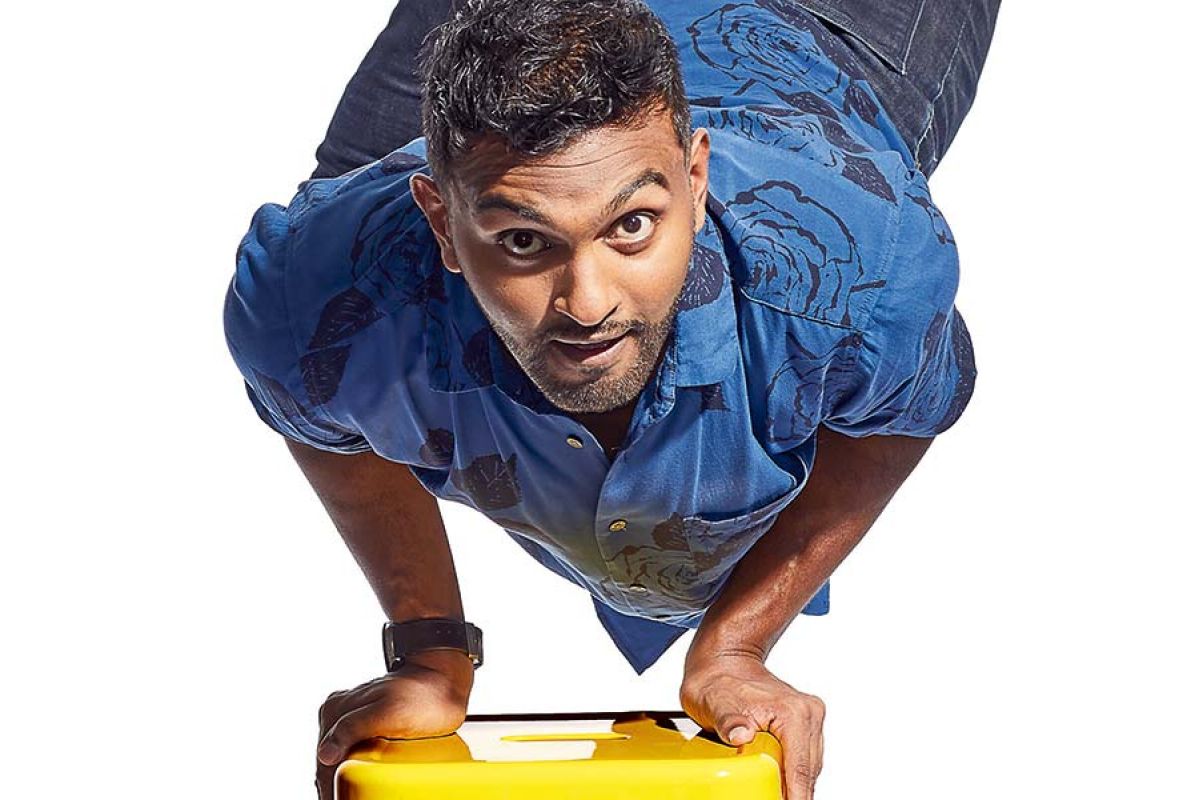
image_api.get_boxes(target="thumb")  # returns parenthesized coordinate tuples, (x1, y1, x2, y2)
(718, 714, 757, 747)
(318, 703, 376, 766)
(317, 734, 342, 766)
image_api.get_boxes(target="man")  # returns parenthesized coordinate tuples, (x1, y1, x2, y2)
(222, 1, 999, 798)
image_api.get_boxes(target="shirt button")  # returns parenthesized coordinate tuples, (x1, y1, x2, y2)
(628, 583, 649, 594)
(608, 519, 628, 532)
(565, 435, 584, 449)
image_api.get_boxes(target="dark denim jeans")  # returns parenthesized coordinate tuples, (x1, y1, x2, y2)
(309, 0, 1001, 180)
(791, 0, 1002, 175)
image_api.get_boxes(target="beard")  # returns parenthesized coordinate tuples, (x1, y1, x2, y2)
(488, 282, 685, 415)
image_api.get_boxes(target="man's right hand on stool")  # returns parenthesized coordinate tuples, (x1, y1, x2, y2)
(314, 649, 475, 800)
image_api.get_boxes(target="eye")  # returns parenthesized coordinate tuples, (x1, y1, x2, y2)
(497, 229, 552, 259)
(609, 212, 658, 245)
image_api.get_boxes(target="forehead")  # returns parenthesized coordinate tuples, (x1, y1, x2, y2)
(452, 114, 686, 214)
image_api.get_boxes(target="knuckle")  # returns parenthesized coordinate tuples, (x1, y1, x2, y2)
(713, 709, 737, 726)
(319, 690, 349, 724)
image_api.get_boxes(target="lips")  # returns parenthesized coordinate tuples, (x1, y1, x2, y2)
(552, 331, 629, 363)
(563, 337, 619, 351)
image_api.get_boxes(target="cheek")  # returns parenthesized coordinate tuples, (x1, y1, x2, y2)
(486, 277, 553, 336)
(635, 236, 693, 315)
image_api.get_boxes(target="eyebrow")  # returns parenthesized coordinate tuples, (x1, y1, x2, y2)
(472, 167, 670, 229)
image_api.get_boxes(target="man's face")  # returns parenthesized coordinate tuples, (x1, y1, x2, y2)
(411, 110, 711, 415)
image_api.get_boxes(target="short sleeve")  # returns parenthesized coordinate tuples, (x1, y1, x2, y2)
(223, 201, 372, 454)
(821, 173, 978, 437)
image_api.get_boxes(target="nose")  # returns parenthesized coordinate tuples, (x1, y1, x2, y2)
(552, 252, 621, 329)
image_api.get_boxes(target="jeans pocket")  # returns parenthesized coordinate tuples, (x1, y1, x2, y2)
(788, 0, 925, 75)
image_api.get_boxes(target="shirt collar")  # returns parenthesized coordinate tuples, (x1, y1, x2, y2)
(424, 196, 739, 405)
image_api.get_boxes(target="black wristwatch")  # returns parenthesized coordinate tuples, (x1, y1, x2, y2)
(382, 618, 484, 672)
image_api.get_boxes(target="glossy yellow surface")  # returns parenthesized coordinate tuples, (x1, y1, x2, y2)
(335, 710, 782, 799)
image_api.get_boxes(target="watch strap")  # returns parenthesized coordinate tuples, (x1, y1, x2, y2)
(382, 618, 483, 672)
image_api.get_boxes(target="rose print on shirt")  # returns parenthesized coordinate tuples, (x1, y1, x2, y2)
(379, 151, 426, 175)
(905, 182, 956, 247)
(306, 287, 384, 350)
(697, 105, 898, 204)
(418, 427, 455, 468)
(680, 382, 730, 413)
(688, 0, 881, 128)
(293, 287, 386, 409)
(463, 328, 494, 386)
(938, 308, 978, 432)
(449, 453, 522, 511)
(425, 309, 455, 390)
(611, 543, 703, 604)
(300, 345, 352, 407)
(651, 514, 690, 552)
(755, 0, 882, 123)
(678, 242, 725, 311)
(250, 368, 365, 447)
(349, 192, 434, 298)
(764, 330, 860, 446)
(685, 515, 775, 574)
(886, 309, 977, 435)
(729, 179, 877, 327)
(699, 382, 730, 412)
(842, 153, 897, 203)
(425, 307, 497, 392)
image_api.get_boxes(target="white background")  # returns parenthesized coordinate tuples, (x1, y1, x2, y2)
(3, 1, 1195, 798)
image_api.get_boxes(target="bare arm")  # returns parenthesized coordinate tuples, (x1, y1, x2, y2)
(282, 440, 474, 798)
(284, 439, 467, 626)
(686, 425, 933, 665)
(679, 425, 934, 800)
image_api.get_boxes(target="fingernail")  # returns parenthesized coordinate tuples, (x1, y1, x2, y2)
(728, 726, 752, 744)
(318, 742, 337, 764)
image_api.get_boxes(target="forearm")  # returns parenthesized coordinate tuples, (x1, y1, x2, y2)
(285, 440, 466, 623)
(686, 425, 934, 668)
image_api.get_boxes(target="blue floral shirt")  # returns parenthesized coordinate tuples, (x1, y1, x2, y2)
(223, 0, 977, 674)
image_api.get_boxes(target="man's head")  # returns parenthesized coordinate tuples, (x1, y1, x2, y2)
(409, 0, 710, 415)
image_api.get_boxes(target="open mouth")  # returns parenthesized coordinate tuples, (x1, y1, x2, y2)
(552, 332, 630, 364)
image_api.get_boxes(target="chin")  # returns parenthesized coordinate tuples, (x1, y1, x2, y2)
(539, 345, 664, 415)
(545, 390, 640, 416)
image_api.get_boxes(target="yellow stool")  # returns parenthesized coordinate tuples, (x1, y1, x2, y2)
(336, 710, 782, 799)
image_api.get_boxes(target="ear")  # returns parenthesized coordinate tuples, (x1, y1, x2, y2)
(410, 173, 463, 274)
(687, 128, 711, 236)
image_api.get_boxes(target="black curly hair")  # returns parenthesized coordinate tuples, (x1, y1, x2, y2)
(416, 0, 692, 189)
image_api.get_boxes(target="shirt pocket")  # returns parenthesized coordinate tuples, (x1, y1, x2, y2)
(682, 481, 805, 583)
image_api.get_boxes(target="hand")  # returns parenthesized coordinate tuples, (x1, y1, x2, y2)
(314, 649, 474, 800)
(680, 653, 825, 800)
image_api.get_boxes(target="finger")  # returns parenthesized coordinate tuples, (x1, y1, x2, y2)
(318, 701, 387, 766)
(808, 695, 826, 783)
(779, 718, 821, 800)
